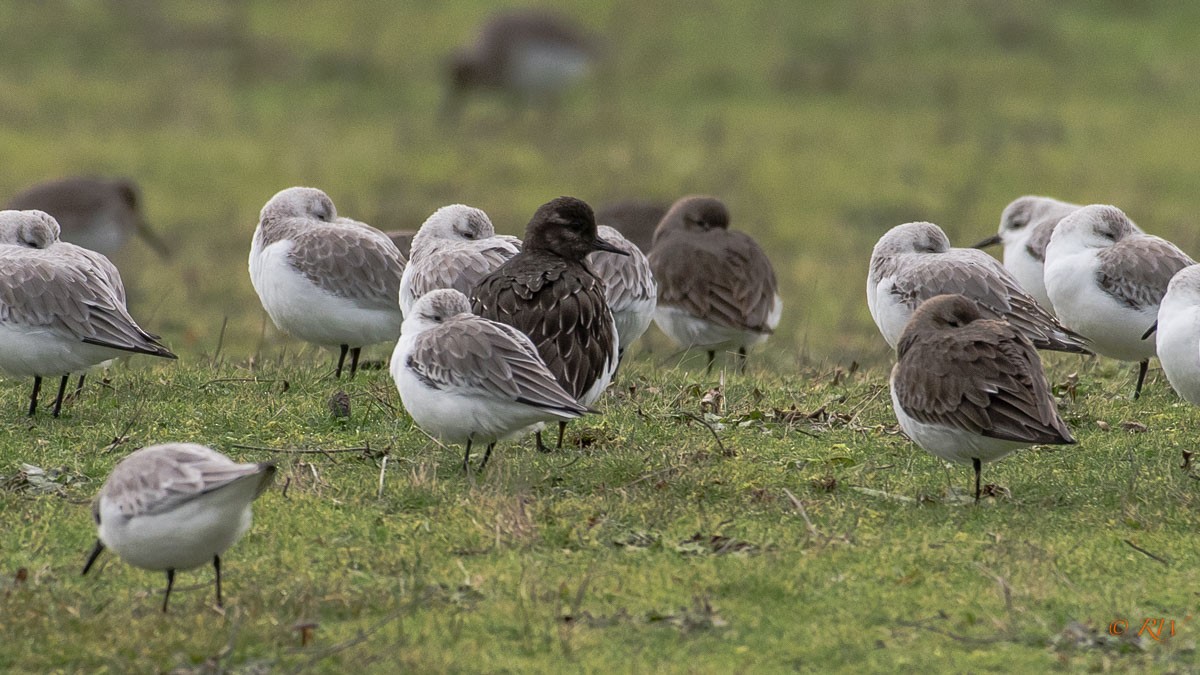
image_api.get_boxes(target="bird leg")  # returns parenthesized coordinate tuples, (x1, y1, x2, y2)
(479, 443, 496, 470)
(73, 374, 86, 400)
(28, 376, 41, 417)
(213, 555, 222, 608)
(350, 347, 362, 379)
(462, 438, 473, 473)
(706, 351, 716, 375)
(335, 344, 349, 378)
(81, 539, 105, 575)
(536, 431, 552, 453)
(51, 375, 70, 417)
(737, 347, 748, 374)
(973, 457, 982, 504)
(556, 421, 567, 449)
(1134, 359, 1149, 399)
(162, 569, 176, 613)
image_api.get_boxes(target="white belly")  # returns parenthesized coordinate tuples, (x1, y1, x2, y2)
(890, 385, 1029, 465)
(1003, 247, 1053, 314)
(1156, 305, 1200, 405)
(0, 322, 127, 377)
(653, 304, 772, 352)
(1045, 252, 1156, 361)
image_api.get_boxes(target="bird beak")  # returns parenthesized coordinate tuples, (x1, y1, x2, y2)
(591, 237, 629, 256)
(1142, 321, 1158, 340)
(82, 539, 105, 576)
(971, 233, 1002, 249)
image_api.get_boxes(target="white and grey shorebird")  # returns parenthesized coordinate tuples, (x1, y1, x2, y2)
(1149, 265, 1200, 404)
(472, 196, 624, 452)
(971, 195, 1083, 312)
(890, 294, 1076, 502)
(82, 443, 276, 613)
(249, 187, 406, 378)
(0, 210, 176, 417)
(867, 221, 1090, 354)
(5, 176, 171, 259)
(399, 204, 521, 318)
(589, 225, 657, 360)
(648, 195, 782, 373)
(441, 9, 602, 120)
(392, 289, 590, 471)
(1044, 204, 1195, 399)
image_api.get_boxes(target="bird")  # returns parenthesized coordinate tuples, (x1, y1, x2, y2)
(0, 210, 176, 417)
(647, 195, 781, 373)
(889, 294, 1076, 502)
(249, 187, 406, 378)
(392, 289, 590, 471)
(1150, 265, 1200, 404)
(82, 443, 276, 612)
(5, 176, 170, 259)
(441, 9, 602, 120)
(399, 204, 520, 317)
(472, 196, 624, 451)
(595, 199, 669, 253)
(971, 195, 1082, 312)
(588, 225, 657, 360)
(867, 221, 1090, 354)
(1044, 204, 1194, 398)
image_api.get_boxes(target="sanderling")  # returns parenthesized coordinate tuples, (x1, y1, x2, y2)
(589, 225, 656, 359)
(0, 210, 176, 416)
(1044, 204, 1194, 398)
(249, 187, 405, 378)
(868, 221, 1089, 354)
(648, 195, 781, 373)
(6, 176, 169, 258)
(472, 196, 623, 451)
(82, 443, 276, 612)
(399, 204, 520, 317)
(392, 289, 589, 470)
(971, 195, 1082, 311)
(1150, 264, 1200, 404)
(889, 294, 1075, 502)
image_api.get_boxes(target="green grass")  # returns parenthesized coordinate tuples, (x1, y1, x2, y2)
(3, 1, 1200, 671)
(2, 355, 1199, 672)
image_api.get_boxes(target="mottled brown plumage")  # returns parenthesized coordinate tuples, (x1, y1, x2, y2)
(471, 197, 623, 448)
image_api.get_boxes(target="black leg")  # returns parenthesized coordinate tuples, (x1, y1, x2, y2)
(737, 347, 748, 374)
(706, 351, 716, 375)
(28, 376, 41, 417)
(82, 539, 105, 575)
(52, 375, 69, 417)
(556, 421, 567, 449)
(213, 555, 222, 607)
(1134, 359, 1149, 399)
(335, 344, 349, 378)
(74, 374, 86, 398)
(162, 569, 175, 613)
(462, 438, 473, 473)
(973, 457, 982, 504)
(350, 347, 362, 379)
(536, 431, 551, 453)
(479, 443, 496, 470)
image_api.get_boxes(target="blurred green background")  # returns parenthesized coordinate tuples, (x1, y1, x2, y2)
(3, 0, 1200, 368)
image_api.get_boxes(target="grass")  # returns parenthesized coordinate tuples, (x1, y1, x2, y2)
(3, 1, 1200, 671)
(2, 354, 1199, 672)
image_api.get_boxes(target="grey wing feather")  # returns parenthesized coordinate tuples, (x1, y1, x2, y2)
(0, 254, 172, 356)
(406, 240, 519, 307)
(103, 445, 274, 520)
(288, 222, 405, 311)
(899, 251, 1089, 353)
(1097, 237, 1195, 310)
(589, 243, 657, 313)
(649, 230, 776, 332)
(408, 316, 587, 415)
(894, 321, 1075, 445)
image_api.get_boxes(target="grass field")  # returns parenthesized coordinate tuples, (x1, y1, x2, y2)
(3, 1, 1200, 672)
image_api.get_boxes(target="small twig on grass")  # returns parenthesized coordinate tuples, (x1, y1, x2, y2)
(1123, 538, 1171, 566)
(782, 488, 821, 541)
(289, 610, 403, 674)
(896, 618, 1009, 645)
(376, 455, 388, 499)
(201, 378, 280, 388)
(972, 562, 1013, 613)
(231, 443, 375, 456)
(681, 412, 729, 456)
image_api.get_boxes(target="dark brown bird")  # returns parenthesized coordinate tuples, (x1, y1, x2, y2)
(471, 196, 625, 451)
(595, 199, 669, 253)
(441, 9, 602, 120)
(6, 177, 170, 258)
(889, 294, 1075, 502)
(648, 195, 781, 373)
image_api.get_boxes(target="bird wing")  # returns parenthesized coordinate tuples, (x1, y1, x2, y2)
(403, 239, 520, 309)
(649, 230, 777, 333)
(1096, 237, 1195, 310)
(102, 445, 275, 521)
(406, 314, 587, 415)
(287, 221, 405, 311)
(893, 320, 1074, 444)
(589, 240, 656, 313)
